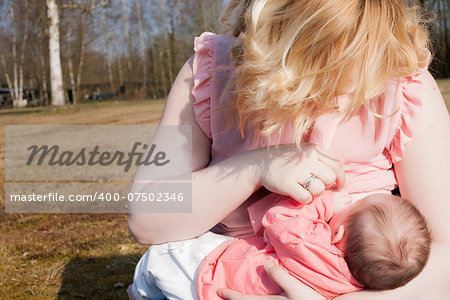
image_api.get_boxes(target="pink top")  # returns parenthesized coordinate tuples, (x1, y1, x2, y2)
(196, 191, 363, 300)
(192, 32, 431, 236)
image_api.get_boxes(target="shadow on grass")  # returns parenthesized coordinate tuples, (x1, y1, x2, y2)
(57, 254, 141, 300)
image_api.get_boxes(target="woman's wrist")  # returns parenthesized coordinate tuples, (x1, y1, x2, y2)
(245, 148, 266, 190)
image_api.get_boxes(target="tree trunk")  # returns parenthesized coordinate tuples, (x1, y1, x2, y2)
(101, 5, 115, 92)
(0, 53, 15, 101)
(46, 0, 65, 106)
(40, 3, 49, 106)
(19, 0, 30, 101)
(10, 3, 19, 100)
(75, 1, 89, 105)
(136, 0, 148, 97)
(149, 43, 157, 99)
(121, 0, 133, 77)
(29, 78, 36, 103)
(118, 55, 124, 87)
(68, 59, 77, 104)
(66, 17, 77, 104)
(40, 51, 49, 106)
(159, 0, 174, 86)
(199, 0, 206, 31)
(159, 50, 168, 96)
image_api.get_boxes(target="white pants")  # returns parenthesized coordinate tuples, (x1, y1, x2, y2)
(130, 231, 233, 300)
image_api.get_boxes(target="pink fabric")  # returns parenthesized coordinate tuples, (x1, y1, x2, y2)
(197, 192, 363, 299)
(192, 32, 430, 221)
(192, 32, 430, 298)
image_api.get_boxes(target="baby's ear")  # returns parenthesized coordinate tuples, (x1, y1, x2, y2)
(331, 225, 345, 244)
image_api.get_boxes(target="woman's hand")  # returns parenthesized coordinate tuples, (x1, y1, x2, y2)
(218, 261, 326, 300)
(255, 144, 345, 203)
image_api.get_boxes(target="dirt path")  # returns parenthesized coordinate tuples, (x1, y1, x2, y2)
(0, 100, 165, 204)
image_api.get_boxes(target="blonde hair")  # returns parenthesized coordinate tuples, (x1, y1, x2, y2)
(221, 0, 431, 146)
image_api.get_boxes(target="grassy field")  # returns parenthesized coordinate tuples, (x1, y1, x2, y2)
(0, 79, 449, 300)
(0, 100, 165, 300)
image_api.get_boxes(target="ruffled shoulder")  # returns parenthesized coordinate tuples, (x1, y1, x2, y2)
(388, 48, 431, 163)
(192, 32, 216, 139)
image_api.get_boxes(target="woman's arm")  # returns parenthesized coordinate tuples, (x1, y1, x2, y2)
(337, 71, 450, 299)
(127, 57, 345, 245)
(395, 71, 450, 243)
(222, 72, 450, 300)
(127, 56, 260, 244)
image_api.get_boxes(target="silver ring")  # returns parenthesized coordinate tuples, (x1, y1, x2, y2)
(302, 175, 316, 190)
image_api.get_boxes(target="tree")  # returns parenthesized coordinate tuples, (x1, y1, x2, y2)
(121, 0, 133, 78)
(47, 0, 65, 106)
(0, 0, 31, 106)
(136, 0, 148, 97)
(101, 0, 115, 92)
(61, 0, 98, 104)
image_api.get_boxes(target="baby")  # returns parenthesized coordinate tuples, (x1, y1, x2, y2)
(197, 192, 432, 299)
(130, 191, 431, 300)
(333, 193, 431, 291)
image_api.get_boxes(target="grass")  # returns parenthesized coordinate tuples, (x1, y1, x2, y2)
(0, 99, 165, 300)
(0, 79, 449, 300)
(436, 78, 450, 110)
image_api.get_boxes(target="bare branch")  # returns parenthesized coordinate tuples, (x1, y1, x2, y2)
(61, 0, 97, 11)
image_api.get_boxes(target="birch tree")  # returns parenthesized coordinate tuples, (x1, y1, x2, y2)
(47, 0, 65, 106)
(121, 0, 133, 77)
(0, 52, 14, 102)
(159, 0, 175, 85)
(38, 2, 49, 105)
(18, 0, 30, 101)
(0, 1, 32, 107)
(10, 2, 19, 101)
(136, 0, 148, 96)
(101, 0, 115, 91)
(65, 16, 77, 104)
(62, 0, 98, 104)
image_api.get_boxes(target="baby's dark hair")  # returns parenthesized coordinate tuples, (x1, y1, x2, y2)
(344, 195, 431, 290)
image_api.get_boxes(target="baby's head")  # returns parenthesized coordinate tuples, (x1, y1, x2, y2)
(330, 194, 431, 290)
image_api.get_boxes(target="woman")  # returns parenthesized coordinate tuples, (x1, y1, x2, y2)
(128, 1, 450, 299)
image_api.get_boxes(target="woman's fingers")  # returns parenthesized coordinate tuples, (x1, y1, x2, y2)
(284, 159, 340, 204)
(313, 147, 346, 189)
(263, 261, 301, 295)
(256, 143, 345, 202)
(217, 289, 248, 300)
(218, 262, 326, 300)
(285, 181, 313, 203)
(263, 261, 326, 300)
(297, 174, 326, 198)
(310, 161, 338, 189)
(217, 288, 286, 300)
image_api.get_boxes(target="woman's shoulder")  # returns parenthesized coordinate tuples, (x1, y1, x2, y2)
(194, 32, 237, 52)
(191, 32, 237, 139)
(194, 31, 236, 41)
(385, 48, 434, 163)
(194, 32, 238, 67)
